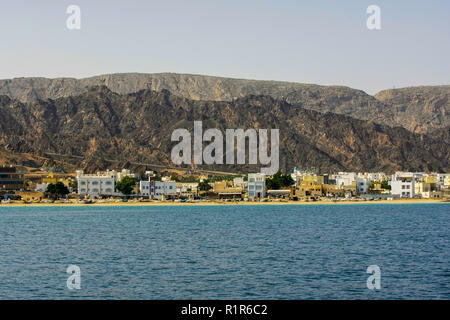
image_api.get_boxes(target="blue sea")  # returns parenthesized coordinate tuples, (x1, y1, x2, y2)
(0, 204, 448, 299)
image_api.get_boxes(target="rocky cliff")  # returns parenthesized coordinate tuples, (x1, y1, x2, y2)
(1, 73, 448, 133)
(0, 87, 447, 173)
(375, 86, 450, 134)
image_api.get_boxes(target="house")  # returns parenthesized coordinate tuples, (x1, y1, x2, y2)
(390, 172, 417, 198)
(15, 191, 44, 202)
(140, 177, 176, 200)
(322, 184, 345, 197)
(415, 181, 436, 198)
(435, 173, 450, 189)
(367, 172, 388, 181)
(247, 173, 266, 199)
(233, 177, 245, 188)
(116, 169, 136, 181)
(290, 168, 322, 187)
(35, 183, 49, 192)
(35, 173, 75, 192)
(77, 171, 118, 197)
(356, 177, 370, 194)
(154, 181, 176, 200)
(295, 180, 323, 199)
(267, 189, 291, 199)
(334, 172, 357, 187)
(213, 181, 243, 200)
(176, 182, 199, 198)
(0, 166, 25, 191)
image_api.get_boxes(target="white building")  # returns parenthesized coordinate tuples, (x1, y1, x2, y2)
(366, 172, 387, 181)
(435, 173, 450, 189)
(76, 169, 136, 197)
(176, 182, 199, 197)
(290, 167, 313, 187)
(247, 173, 266, 199)
(139, 180, 151, 196)
(140, 180, 176, 200)
(390, 172, 417, 198)
(356, 177, 370, 194)
(334, 172, 357, 187)
(233, 177, 244, 188)
(77, 171, 118, 197)
(116, 169, 136, 181)
(35, 183, 49, 192)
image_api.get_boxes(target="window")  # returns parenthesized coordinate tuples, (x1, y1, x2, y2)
(92, 181, 99, 185)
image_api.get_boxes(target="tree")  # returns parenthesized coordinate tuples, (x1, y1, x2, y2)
(46, 182, 69, 199)
(280, 173, 295, 187)
(198, 180, 212, 191)
(69, 179, 78, 191)
(46, 183, 57, 195)
(266, 171, 294, 190)
(116, 176, 137, 196)
(381, 180, 391, 190)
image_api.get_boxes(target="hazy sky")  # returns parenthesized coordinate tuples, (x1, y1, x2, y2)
(0, 0, 448, 94)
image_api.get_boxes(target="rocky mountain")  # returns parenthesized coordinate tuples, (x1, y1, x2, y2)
(0, 87, 448, 174)
(1, 73, 448, 133)
(375, 86, 450, 134)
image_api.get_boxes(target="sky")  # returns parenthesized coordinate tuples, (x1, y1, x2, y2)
(0, 0, 448, 94)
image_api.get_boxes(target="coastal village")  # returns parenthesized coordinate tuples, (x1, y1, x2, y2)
(0, 165, 449, 204)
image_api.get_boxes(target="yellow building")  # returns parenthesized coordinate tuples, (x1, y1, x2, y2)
(424, 176, 435, 184)
(301, 174, 325, 185)
(15, 191, 44, 202)
(295, 181, 323, 199)
(322, 184, 345, 197)
(41, 173, 74, 186)
(213, 181, 243, 199)
(415, 182, 436, 198)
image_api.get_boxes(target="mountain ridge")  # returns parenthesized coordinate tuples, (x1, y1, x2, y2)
(1, 73, 448, 134)
(0, 86, 448, 174)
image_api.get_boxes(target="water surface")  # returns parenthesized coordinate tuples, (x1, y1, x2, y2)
(0, 204, 448, 299)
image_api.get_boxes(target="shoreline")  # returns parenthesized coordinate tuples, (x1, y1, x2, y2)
(1, 198, 448, 207)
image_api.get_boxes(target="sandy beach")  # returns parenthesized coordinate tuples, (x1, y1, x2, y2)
(1, 198, 448, 207)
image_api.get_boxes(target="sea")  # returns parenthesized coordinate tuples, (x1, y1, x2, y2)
(0, 203, 448, 299)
